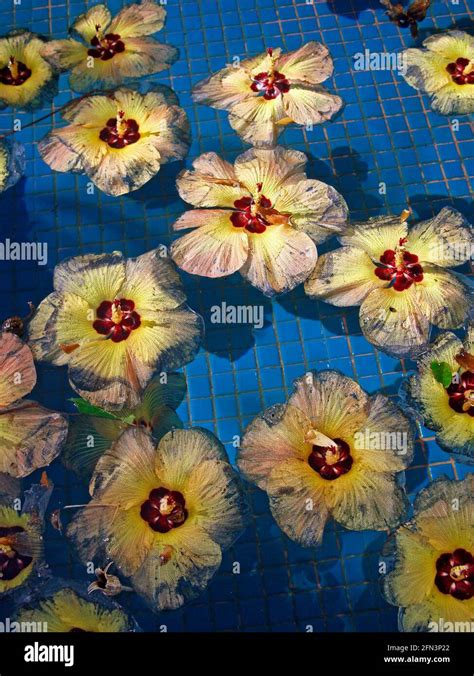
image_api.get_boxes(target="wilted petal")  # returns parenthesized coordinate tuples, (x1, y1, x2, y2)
(275, 178, 348, 243)
(108, 1, 166, 38)
(283, 85, 343, 125)
(305, 247, 385, 305)
(228, 96, 285, 148)
(0, 401, 68, 478)
(277, 41, 334, 84)
(241, 224, 317, 296)
(408, 207, 473, 268)
(417, 266, 472, 329)
(176, 153, 243, 208)
(234, 146, 308, 203)
(70, 5, 112, 41)
(266, 458, 330, 547)
(171, 210, 249, 277)
(359, 285, 431, 357)
(339, 215, 408, 260)
(238, 403, 312, 490)
(289, 370, 369, 439)
(0, 332, 36, 407)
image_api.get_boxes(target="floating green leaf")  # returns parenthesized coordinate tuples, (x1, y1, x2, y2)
(430, 361, 453, 388)
(69, 398, 135, 424)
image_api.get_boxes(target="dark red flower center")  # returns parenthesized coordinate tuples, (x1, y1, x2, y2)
(230, 182, 277, 234)
(446, 370, 474, 416)
(250, 48, 290, 100)
(308, 438, 353, 481)
(0, 56, 32, 86)
(0, 525, 33, 582)
(99, 111, 140, 149)
(374, 238, 424, 291)
(446, 57, 474, 85)
(140, 487, 188, 533)
(435, 548, 474, 600)
(93, 298, 141, 343)
(88, 26, 126, 61)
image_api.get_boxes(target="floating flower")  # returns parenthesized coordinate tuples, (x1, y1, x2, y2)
(170, 147, 348, 296)
(0, 473, 53, 596)
(404, 324, 474, 463)
(38, 86, 190, 196)
(193, 42, 343, 147)
(0, 331, 68, 478)
(67, 427, 248, 610)
(63, 372, 186, 481)
(401, 30, 474, 115)
(0, 139, 25, 193)
(41, 1, 178, 93)
(16, 584, 135, 632)
(383, 476, 473, 631)
(28, 250, 203, 411)
(0, 30, 58, 111)
(305, 207, 473, 358)
(238, 370, 414, 546)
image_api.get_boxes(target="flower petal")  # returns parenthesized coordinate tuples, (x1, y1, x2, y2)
(41, 39, 87, 70)
(54, 252, 126, 305)
(108, 1, 166, 38)
(359, 285, 431, 357)
(0, 401, 68, 478)
(70, 5, 112, 42)
(288, 370, 370, 439)
(266, 457, 330, 547)
(305, 247, 384, 306)
(228, 96, 286, 148)
(339, 215, 408, 260)
(276, 178, 348, 244)
(0, 332, 36, 407)
(283, 84, 343, 125)
(240, 224, 317, 296)
(417, 266, 472, 329)
(352, 393, 414, 472)
(176, 152, 243, 208)
(407, 207, 473, 267)
(233, 146, 307, 203)
(171, 210, 249, 278)
(277, 41, 334, 84)
(131, 524, 222, 610)
(238, 403, 313, 490)
(119, 248, 188, 311)
(329, 468, 408, 531)
(126, 305, 203, 375)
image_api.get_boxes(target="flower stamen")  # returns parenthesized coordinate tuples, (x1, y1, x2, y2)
(93, 298, 141, 342)
(140, 487, 188, 533)
(0, 55, 32, 86)
(435, 548, 473, 600)
(446, 57, 474, 85)
(374, 237, 424, 291)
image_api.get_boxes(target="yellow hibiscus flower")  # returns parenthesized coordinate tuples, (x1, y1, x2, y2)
(383, 476, 473, 632)
(170, 147, 348, 296)
(41, 1, 178, 93)
(404, 324, 474, 464)
(67, 427, 248, 610)
(38, 86, 190, 196)
(0, 331, 68, 478)
(305, 207, 473, 358)
(238, 370, 414, 546)
(0, 30, 58, 111)
(0, 473, 52, 596)
(193, 42, 343, 147)
(401, 30, 474, 115)
(27, 249, 203, 410)
(0, 140, 25, 193)
(16, 586, 134, 632)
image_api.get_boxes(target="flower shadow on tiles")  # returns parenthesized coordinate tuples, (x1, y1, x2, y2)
(327, 0, 381, 19)
(125, 159, 187, 211)
(409, 194, 474, 225)
(182, 270, 273, 362)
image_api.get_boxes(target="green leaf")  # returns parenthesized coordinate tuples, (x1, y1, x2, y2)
(121, 414, 136, 425)
(430, 361, 453, 388)
(69, 398, 122, 421)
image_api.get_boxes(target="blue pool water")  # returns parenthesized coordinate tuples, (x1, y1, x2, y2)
(0, 0, 473, 631)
